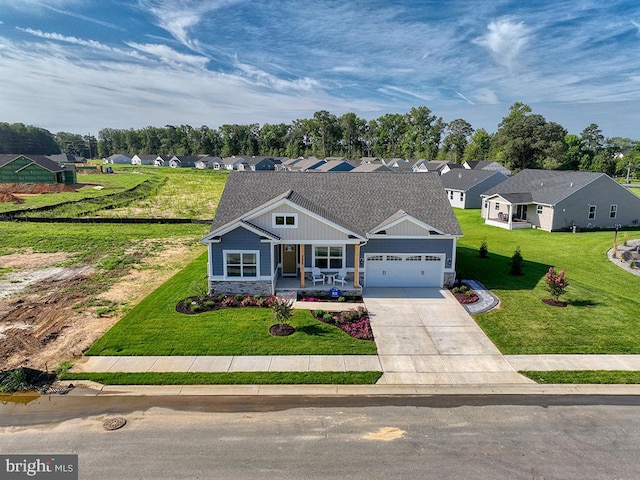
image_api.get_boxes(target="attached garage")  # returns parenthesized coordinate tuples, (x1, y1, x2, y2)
(364, 253, 444, 287)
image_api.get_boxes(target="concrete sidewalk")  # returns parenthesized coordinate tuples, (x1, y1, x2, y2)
(71, 355, 381, 373)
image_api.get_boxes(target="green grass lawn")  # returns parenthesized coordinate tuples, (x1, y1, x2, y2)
(94, 166, 228, 219)
(521, 371, 640, 384)
(0, 170, 153, 214)
(455, 209, 640, 354)
(86, 252, 377, 356)
(59, 371, 382, 385)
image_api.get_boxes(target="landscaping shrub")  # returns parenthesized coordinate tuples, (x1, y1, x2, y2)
(479, 238, 488, 258)
(509, 246, 524, 275)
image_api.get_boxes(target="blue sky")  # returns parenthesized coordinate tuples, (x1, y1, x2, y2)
(1, 0, 639, 139)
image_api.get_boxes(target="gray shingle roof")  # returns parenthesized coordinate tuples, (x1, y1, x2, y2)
(0, 154, 66, 172)
(210, 171, 462, 236)
(440, 170, 507, 191)
(481, 169, 605, 205)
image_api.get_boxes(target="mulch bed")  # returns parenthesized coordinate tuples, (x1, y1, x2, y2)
(269, 324, 296, 336)
(450, 283, 479, 304)
(542, 298, 567, 307)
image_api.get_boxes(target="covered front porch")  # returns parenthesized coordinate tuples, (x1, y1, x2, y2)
(274, 242, 362, 295)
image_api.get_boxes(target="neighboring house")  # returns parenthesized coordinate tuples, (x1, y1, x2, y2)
(383, 158, 408, 168)
(48, 153, 85, 164)
(106, 154, 132, 164)
(169, 155, 198, 168)
(243, 156, 277, 171)
(195, 156, 223, 169)
(350, 163, 394, 173)
(358, 157, 384, 165)
(312, 160, 356, 172)
(481, 169, 640, 231)
(202, 172, 462, 296)
(220, 157, 238, 170)
(440, 170, 508, 209)
(464, 160, 512, 176)
(0, 154, 77, 184)
(288, 157, 326, 172)
(131, 154, 159, 165)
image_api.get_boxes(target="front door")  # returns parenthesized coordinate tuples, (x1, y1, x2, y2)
(516, 204, 528, 220)
(282, 244, 298, 276)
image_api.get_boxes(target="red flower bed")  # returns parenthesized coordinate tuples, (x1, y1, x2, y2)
(311, 307, 374, 341)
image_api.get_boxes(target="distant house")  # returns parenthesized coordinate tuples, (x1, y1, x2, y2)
(201, 172, 462, 295)
(312, 160, 356, 172)
(106, 154, 132, 165)
(242, 156, 277, 171)
(350, 163, 394, 173)
(195, 156, 223, 169)
(0, 154, 76, 185)
(440, 170, 508, 209)
(481, 169, 640, 231)
(131, 154, 159, 165)
(289, 157, 326, 172)
(464, 160, 512, 176)
(168, 156, 198, 168)
(48, 153, 85, 164)
(358, 157, 384, 165)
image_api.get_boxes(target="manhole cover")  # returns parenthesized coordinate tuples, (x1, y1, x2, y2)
(103, 417, 127, 431)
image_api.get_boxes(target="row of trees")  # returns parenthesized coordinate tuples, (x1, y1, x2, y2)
(2, 104, 639, 177)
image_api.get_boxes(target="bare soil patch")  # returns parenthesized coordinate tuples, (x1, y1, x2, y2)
(0, 183, 77, 194)
(0, 244, 202, 370)
(0, 192, 23, 204)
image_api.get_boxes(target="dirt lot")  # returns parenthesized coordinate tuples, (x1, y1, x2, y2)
(0, 246, 202, 370)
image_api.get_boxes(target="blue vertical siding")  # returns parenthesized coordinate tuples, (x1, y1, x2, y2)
(210, 227, 271, 276)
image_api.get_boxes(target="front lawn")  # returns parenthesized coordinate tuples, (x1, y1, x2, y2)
(86, 252, 377, 356)
(455, 210, 640, 354)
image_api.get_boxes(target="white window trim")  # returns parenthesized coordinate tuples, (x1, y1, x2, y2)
(495, 202, 500, 210)
(610, 204, 617, 218)
(536, 205, 543, 214)
(588, 205, 597, 220)
(313, 245, 345, 270)
(272, 213, 298, 228)
(223, 250, 260, 278)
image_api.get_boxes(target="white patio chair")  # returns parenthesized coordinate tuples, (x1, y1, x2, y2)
(311, 268, 325, 285)
(333, 269, 347, 286)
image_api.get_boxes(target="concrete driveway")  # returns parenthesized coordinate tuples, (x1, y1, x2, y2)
(363, 287, 532, 385)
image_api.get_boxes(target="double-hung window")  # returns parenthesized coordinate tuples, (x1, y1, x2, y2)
(610, 205, 617, 218)
(225, 251, 258, 278)
(588, 205, 596, 220)
(314, 246, 343, 269)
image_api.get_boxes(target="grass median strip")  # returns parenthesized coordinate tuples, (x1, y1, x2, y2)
(521, 371, 640, 384)
(60, 371, 382, 385)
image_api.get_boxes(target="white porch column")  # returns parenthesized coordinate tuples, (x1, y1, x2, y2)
(508, 204, 513, 229)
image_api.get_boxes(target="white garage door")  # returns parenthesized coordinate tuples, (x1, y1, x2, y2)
(365, 254, 444, 287)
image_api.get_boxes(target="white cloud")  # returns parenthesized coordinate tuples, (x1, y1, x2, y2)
(474, 18, 531, 70)
(127, 42, 209, 68)
(138, 0, 244, 53)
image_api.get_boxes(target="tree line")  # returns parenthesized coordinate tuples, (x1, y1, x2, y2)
(1, 103, 639, 177)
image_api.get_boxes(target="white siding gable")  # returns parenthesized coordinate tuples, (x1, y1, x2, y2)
(248, 203, 355, 241)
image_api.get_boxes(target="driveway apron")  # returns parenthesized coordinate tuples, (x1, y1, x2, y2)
(363, 287, 532, 385)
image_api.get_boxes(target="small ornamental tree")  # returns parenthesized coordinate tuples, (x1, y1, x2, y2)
(272, 294, 294, 325)
(270, 293, 296, 336)
(545, 267, 569, 301)
(509, 247, 523, 275)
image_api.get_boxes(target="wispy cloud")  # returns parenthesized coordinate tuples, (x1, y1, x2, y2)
(473, 18, 531, 70)
(127, 42, 210, 68)
(138, 0, 244, 53)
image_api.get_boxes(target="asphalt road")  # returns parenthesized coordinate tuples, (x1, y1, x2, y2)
(1, 397, 639, 479)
